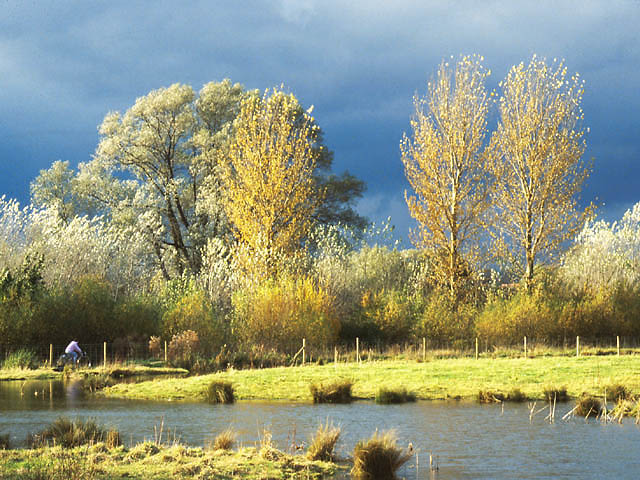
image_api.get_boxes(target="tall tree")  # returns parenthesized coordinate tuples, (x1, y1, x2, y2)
(221, 87, 321, 277)
(401, 55, 493, 296)
(491, 56, 592, 290)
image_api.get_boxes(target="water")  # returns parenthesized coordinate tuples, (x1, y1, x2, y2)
(1, 379, 639, 479)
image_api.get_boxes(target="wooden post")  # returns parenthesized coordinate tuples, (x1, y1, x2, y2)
(49, 344, 53, 366)
(356, 337, 360, 364)
(334, 346, 338, 364)
(524, 336, 527, 358)
(422, 337, 426, 362)
(302, 338, 306, 365)
(475, 337, 478, 360)
(164, 341, 167, 363)
(576, 336, 580, 357)
(617, 336, 620, 356)
(103, 342, 107, 367)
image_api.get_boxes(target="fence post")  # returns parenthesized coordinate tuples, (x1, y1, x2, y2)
(422, 337, 426, 362)
(356, 337, 360, 364)
(164, 341, 168, 364)
(302, 338, 306, 366)
(334, 346, 338, 365)
(475, 337, 478, 360)
(524, 336, 527, 358)
(617, 336, 620, 356)
(576, 336, 580, 357)
(103, 342, 107, 367)
(49, 344, 53, 366)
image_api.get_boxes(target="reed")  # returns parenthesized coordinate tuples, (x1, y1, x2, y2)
(606, 383, 630, 402)
(310, 379, 353, 403)
(29, 417, 121, 448)
(507, 388, 527, 402)
(307, 421, 341, 461)
(212, 428, 236, 451)
(575, 395, 602, 418)
(375, 387, 417, 404)
(351, 430, 413, 480)
(477, 390, 504, 403)
(206, 380, 235, 404)
(2, 349, 37, 369)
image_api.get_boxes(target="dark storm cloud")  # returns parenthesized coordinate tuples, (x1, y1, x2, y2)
(0, 0, 638, 240)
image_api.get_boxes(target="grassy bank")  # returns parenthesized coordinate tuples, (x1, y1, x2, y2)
(102, 355, 640, 402)
(0, 443, 339, 479)
(0, 364, 188, 382)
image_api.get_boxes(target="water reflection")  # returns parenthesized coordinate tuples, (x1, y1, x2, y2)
(1, 380, 640, 479)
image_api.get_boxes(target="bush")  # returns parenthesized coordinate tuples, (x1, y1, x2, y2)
(233, 276, 340, 352)
(148, 335, 162, 358)
(310, 380, 353, 403)
(29, 417, 121, 448)
(351, 430, 413, 480)
(375, 387, 416, 404)
(307, 422, 341, 461)
(163, 290, 225, 355)
(416, 291, 477, 346)
(2, 348, 38, 369)
(206, 380, 235, 404)
(359, 289, 415, 344)
(168, 330, 200, 370)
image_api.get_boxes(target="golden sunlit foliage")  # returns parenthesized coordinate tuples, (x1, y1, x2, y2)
(491, 55, 592, 290)
(221, 87, 322, 278)
(401, 55, 493, 295)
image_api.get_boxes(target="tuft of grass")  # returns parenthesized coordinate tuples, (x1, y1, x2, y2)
(575, 395, 602, 418)
(2, 349, 38, 369)
(543, 386, 568, 403)
(206, 380, 235, 404)
(606, 383, 630, 402)
(507, 388, 528, 402)
(83, 373, 116, 393)
(125, 441, 161, 461)
(29, 417, 121, 448)
(375, 387, 416, 404)
(212, 428, 236, 451)
(478, 390, 504, 403)
(351, 430, 413, 480)
(310, 380, 353, 403)
(307, 421, 341, 461)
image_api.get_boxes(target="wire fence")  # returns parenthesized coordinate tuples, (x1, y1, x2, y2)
(2, 334, 640, 369)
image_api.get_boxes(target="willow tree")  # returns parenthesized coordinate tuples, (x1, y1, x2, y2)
(221, 87, 322, 277)
(401, 55, 493, 296)
(492, 56, 592, 290)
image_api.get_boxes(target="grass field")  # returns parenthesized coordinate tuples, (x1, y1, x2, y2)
(0, 364, 188, 382)
(102, 354, 640, 402)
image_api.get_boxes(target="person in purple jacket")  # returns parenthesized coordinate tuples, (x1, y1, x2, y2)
(65, 340, 83, 364)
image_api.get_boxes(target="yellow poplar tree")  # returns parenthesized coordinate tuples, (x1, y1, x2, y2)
(401, 55, 493, 296)
(221, 87, 321, 278)
(491, 56, 592, 290)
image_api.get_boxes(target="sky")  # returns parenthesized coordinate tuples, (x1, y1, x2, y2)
(0, 0, 638, 246)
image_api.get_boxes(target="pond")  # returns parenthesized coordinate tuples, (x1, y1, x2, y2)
(1, 379, 639, 479)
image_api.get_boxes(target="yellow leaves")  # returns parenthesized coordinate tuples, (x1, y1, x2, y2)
(221, 86, 321, 279)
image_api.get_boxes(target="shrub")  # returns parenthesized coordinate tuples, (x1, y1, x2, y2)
(148, 335, 162, 358)
(543, 386, 568, 403)
(575, 395, 602, 418)
(29, 417, 120, 448)
(168, 330, 200, 370)
(375, 387, 416, 404)
(163, 290, 226, 355)
(307, 422, 341, 461)
(416, 291, 477, 346)
(233, 276, 340, 352)
(2, 348, 38, 369)
(351, 430, 413, 480)
(310, 380, 353, 403)
(206, 380, 235, 404)
(360, 289, 414, 344)
(212, 428, 236, 451)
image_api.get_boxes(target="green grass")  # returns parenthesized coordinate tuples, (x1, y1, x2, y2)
(0, 443, 340, 479)
(101, 355, 640, 402)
